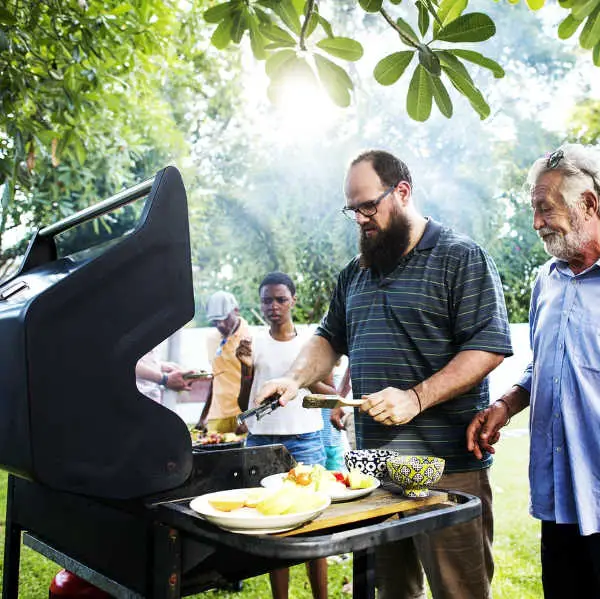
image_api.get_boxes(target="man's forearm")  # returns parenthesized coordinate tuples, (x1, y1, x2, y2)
(497, 385, 530, 417)
(287, 335, 339, 388)
(416, 349, 505, 410)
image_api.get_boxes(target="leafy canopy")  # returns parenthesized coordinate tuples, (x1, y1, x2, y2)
(203, 0, 600, 121)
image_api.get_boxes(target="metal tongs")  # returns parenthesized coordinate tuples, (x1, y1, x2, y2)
(237, 393, 282, 425)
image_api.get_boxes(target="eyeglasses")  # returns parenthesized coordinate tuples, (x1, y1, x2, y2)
(546, 149, 564, 169)
(341, 184, 397, 221)
(261, 297, 290, 306)
(546, 148, 600, 198)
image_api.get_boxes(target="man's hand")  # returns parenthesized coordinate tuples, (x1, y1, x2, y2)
(360, 387, 420, 425)
(195, 418, 208, 433)
(235, 337, 253, 368)
(466, 402, 509, 460)
(235, 421, 248, 435)
(165, 370, 193, 392)
(330, 407, 345, 430)
(255, 377, 300, 406)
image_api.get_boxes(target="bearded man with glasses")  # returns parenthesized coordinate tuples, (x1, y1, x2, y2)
(467, 143, 600, 598)
(254, 150, 513, 599)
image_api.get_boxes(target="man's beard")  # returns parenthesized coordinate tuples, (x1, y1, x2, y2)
(359, 209, 412, 273)
(539, 207, 590, 261)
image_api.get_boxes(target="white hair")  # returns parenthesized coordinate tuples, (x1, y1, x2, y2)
(527, 143, 600, 214)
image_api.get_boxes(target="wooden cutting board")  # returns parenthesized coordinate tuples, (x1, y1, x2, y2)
(277, 487, 449, 536)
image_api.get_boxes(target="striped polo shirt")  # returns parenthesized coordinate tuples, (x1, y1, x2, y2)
(316, 219, 513, 472)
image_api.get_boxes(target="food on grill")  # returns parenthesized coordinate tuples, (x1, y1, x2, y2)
(191, 431, 244, 445)
(284, 464, 375, 492)
(182, 370, 213, 380)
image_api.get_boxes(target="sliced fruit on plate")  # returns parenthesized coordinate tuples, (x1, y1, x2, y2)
(208, 493, 247, 512)
(244, 488, 274, 508)
(348, 468, 375, 489)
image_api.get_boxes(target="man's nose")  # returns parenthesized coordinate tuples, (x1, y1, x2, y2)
(355, 211, 370, 226)
(532, 211, 544, 230)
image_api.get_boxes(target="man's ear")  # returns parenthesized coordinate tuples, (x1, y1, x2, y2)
(582, 190, 598, 219)
(396, 181, 412, 206)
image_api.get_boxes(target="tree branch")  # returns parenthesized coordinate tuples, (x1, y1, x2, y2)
(299, 0, 316, 51)
(379, 7, 420, 50)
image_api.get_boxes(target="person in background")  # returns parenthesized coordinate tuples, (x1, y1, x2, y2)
(467, 143, 600, 598)
(236, 271, 334, 599)
(320, 359, 348, 469)
(196, 290, 249, 434)
(253, 150, 512, 599)
(135, 348, 192, 403)
(331, 363, 356, 451)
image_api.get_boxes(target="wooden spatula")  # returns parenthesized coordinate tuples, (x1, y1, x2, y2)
(302, 394, 364, 409)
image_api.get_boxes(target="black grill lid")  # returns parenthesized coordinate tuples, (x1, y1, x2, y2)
(0, 166, 195, 499)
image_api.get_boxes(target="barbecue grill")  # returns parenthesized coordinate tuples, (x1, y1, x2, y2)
(0, 167, 481, 599)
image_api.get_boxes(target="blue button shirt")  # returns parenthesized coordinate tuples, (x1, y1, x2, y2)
(518, 258, 600, 535)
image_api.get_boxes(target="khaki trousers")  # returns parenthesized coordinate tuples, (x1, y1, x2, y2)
(375, 469, 494, 599)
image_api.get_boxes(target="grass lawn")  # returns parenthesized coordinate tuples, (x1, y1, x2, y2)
(0, 412, 541, 598)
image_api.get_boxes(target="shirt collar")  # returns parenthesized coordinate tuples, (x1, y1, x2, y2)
(416, 217, 442, 250)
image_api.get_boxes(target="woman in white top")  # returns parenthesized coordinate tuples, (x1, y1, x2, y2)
(236, 271, 335, 599)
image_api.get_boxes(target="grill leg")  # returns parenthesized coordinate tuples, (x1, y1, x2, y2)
(353, 548, 376, 599)
(2, 475, 22, 599)
(150, 523, 181, 599)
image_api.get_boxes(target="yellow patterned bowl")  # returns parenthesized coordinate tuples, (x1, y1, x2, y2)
(386, 456, 445, 498)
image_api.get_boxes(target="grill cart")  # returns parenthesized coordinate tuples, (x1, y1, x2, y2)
(0, 167, 480, 598)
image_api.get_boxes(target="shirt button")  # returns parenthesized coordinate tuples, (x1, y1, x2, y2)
(555, 446, 562, 452)
(559, 343, 563, 349)
(554, 413, 560, 419)
(554, 378, 559, 383)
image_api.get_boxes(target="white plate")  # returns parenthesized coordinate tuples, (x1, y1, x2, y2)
(189, 488, 330, 532)
(260, 472, 380, 502)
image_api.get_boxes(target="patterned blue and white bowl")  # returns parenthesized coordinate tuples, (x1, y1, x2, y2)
(344, 449, 400, 480)
(386, 455, 445, 498)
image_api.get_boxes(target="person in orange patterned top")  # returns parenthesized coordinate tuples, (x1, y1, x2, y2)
(196, 291, 250, 434)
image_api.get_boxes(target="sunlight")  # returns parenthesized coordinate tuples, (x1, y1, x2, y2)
(241, 53, 342, 144)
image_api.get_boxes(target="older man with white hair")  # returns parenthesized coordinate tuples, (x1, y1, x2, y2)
(467, 143, 600, 598)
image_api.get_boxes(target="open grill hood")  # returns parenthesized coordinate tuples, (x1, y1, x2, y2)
(0, 167, 195, 499)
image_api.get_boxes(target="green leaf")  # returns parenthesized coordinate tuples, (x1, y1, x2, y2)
(373, 51, 415, 85)
(396, 17, 421, 47)
(417, 1, 430, 36)
(272, 0, 302, 35)
(431, 75, 453, 117)
(359, 0, 384, 12)
(572, 0, 600, 21)
(314, 54, 353, 107)
(204, 2, 233, 23)
(418, 45, 441, 75)
(0, 7, 17, 25)
(249, 16, 267, 59)
(304, 12, 319, 38)
(442, 64, 490, 119)
(260, 22, 297, 44)
(211, 18, 232, 49)
(437, 50, 474, 82)
(407, 64, 433, 122)
(110, 3, 134, 16)
(317, 15, 334, 38)
(448, 49, 505, 77)
(0, 29, 9, 52)
(316, 37, 364, 61)
(525, 0, 546, 9)
(265, 49, 297, 78)
(436, 12, 496, 43)
(558, 14, 583, 39)
(579, 6, 600, 48)
(434, 0, 468, 35)
(72, 137, 86, 166)
(559, 0, 575, 7)
(594, 41, 600, 65)
(230, 9, 249, 44)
